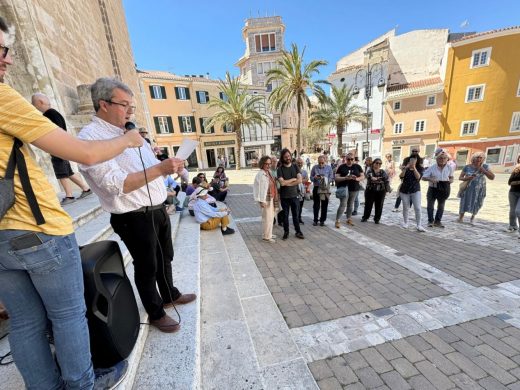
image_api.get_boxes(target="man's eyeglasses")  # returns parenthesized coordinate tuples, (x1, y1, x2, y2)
(0, 44, 9, 60)
(105, 99, 136, 111)
(346, 158, 353, 161)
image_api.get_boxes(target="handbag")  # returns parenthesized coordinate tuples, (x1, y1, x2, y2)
(0, 138, 45, 224)
(457, 180, 470, 198)
(335, 186, 348, 199)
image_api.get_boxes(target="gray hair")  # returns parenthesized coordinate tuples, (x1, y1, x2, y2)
(90, 77, 133, 112)
(470, 152, 486, 163)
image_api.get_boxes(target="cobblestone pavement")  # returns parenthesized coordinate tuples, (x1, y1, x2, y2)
(225, 173, 520, 389)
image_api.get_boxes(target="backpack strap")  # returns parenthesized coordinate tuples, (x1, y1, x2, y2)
(4, 140, 17, 180)
(12, 138, 46, 225)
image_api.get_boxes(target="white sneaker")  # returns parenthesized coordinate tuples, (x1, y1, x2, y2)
(392, 208, 400, 213)
(401, 222, 408, 229)
(416, 225, 426, 232)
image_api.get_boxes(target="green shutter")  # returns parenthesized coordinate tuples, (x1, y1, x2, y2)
(196, 91, 201, 103)
(149, 85, 155, 99)
(166, 116, 173, 133)
(153, 117, 160, 132)
(205, 91, 209, 102)
(161, 86, 167, 99)
(199, 117, 204, 132)
(190, 116, 196, 132)
(185, 88, 191, 100)
(178, 116, 184, 132)
(175, 87, 180, 99)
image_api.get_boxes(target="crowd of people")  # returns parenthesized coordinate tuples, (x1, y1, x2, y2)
(253, 147, 520, 242)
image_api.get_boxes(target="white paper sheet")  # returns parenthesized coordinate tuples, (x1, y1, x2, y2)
(174, 139, 198, 160)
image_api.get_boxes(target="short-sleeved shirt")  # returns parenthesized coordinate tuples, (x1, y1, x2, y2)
(277, 164, 300, 199)
(0, 83, 73, 235)
(336, 163, 363, 191)
(400, 166, 424, 194)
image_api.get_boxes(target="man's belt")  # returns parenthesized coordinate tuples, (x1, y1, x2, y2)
(128, 204, 165, 214)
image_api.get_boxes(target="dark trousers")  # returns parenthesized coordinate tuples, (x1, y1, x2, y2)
(212, 191, 228, 202)
(110, 207, 181, 321)
(363, 190, 386, 222)
(281, 197, 301, 234)
(277, 209, 284, 225)
(312, 187, 329, 223)
(299, 199, 304, 221)
(426, 186, 450, 223)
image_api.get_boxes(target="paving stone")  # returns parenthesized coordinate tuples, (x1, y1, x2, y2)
(308, 360, 333, 381)
(420, 332, 456, 354)
(407, 375, 437, 390)
(317, 377, 343, 390)
(391, 339, 425, 363)
(375, 343, 402, 361)
(452, 340, 481, 358)
(447, 326, 483, 347)
(478, 376, 510, 390)
(478, 334, 519, 357)
(446, 352, 487, 380)
(344, 351, 369, 371)
(475, 344, 517, 370)
(406, 335, 432, 352)
(326, 356, 358, 385)
(354, 366, 384, 389)
(415, 360, 456, 390)
(422, 348, 460, 376)
(344, 383, 365, 390)
(380, 370, 411, 390)
(433, 328, 461, 343)
(389, 358, 419, 379)
(471, 355, 516, 385)
(449, 373, 485, 389)
(360, 347, 393, 374)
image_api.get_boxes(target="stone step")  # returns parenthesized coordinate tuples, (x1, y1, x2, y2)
(130, 213, 200, 389)
(199, 216, 318, 389)
(60, 192, 104, 230)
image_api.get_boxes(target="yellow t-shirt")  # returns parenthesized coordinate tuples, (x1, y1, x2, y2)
(0, 83, 73, 235)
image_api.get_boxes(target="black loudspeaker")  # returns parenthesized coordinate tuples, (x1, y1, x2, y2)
(80, 240, 140, 368)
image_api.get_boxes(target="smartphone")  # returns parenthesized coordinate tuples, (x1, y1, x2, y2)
(410, 158, 417, 164)
(10, 232, 43, 250)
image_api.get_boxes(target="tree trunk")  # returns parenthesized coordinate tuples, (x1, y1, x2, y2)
(235, 121, 242, 170)
(296, 102, 302, 157)
(337, 124, 344, 157)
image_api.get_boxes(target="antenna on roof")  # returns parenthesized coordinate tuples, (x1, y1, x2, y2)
(460, 20, 470, 30)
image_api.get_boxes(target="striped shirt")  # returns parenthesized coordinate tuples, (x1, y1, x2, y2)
(0, 83, 73, 235)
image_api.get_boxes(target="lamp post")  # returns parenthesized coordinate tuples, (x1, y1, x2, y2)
(352, 61, 386, 158)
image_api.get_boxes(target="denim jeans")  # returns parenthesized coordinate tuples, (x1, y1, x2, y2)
(400, 191, 422, 226)
(354, 192, 359, 213)
(426, 186, 450, 223)
(0, 230, 94, 389)
(336, 190, 358, 220)
(281, 197, 301, 234)
(509, 191, 520, 229)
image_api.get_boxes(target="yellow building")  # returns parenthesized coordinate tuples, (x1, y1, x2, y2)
(439, 27, 520, 169)
(383, 77, 444, 164)
(138, 71, 238, 169)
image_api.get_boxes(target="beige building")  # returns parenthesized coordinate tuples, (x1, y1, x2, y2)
(383, 77, 444, 164)
(1, 0, 144, 188)
(236, 16, 307, 154)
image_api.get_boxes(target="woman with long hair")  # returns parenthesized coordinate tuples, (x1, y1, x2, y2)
(253, 156, 279, 242)
(458, 152, 495, 224)
(399, 148, 425, 232)
(361, 158, 390, 224)
(507, 154, 520, 235)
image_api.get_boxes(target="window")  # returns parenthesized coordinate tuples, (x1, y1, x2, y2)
(273, 115, 281, 128)
(504, 145, 515, 163)
(517, 80, 520, 97)
(511, 112, 520, 133)
(178, 116, 196, 133)
(257, 61, 274, 75)
(466, 84, 485, 102)
(196, 91, 209, 104)
(470, 47, 492, 69)
(219, 92, 228, 102)
(199, 118, 214, 134)
(153, 116, 173, 134)
(393, 122, 403, 134)
(393, 101, 401, 111)
(158, 147, 169, 157)
(223, 123, 234, 133)
(414, 120, 426, 132)
(460, 120, 479, 136)
(486, 147, 502, 164)
(426, 95, 436, 106)
(255, 33, 276, 53)
(425, 144, 436, 157)
(266, 83, 272, 92)
(149, 85, 166, 99)
(175, 86, 190, 100)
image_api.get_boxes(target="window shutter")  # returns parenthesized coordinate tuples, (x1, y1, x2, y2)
(196, 91, 201, 103)
(161, 86, 167, 99)
(149, 86, 155, 99)
(178, 116, 184, 132)
(219, 92, 223, 100)
(190, 116, 196, 132)
(166, 117, 173, 133)
(199, 118, 204, 132)
(185, 88, 191, 100)
(175, 87, 180, 99)
(153, 117, 160, 132)
(205, 91, 209, 102)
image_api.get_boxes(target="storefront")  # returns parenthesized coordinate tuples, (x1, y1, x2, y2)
(202, 140, 236, 169)
(383, 136, 438, 165)
(243, 144, 272, 167)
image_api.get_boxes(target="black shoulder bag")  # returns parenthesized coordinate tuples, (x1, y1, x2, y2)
(0, 138, 45, 224)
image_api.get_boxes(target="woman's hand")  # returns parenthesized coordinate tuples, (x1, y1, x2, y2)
(259, 202, 266, 208)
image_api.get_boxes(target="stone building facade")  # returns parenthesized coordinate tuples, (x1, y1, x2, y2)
(1, 0, 145, 189)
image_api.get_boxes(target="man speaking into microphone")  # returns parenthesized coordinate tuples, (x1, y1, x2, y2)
(78, 77, 196, 333)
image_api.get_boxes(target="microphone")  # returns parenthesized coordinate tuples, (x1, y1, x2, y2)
(125, 121, 136, 131)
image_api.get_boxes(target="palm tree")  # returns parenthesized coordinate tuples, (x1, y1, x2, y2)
(309, 84, 366, 156)
(205, 71, 270, 169)
(265, 43, 327, 156)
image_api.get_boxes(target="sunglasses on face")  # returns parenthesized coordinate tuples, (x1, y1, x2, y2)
(346, 158, 353, 161)
(374, 162, 382, 165)
(411, 150, 419, 153)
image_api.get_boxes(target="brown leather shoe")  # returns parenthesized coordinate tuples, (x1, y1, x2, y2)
(164, 293, 197, 308)
(150, 314, 180, 333)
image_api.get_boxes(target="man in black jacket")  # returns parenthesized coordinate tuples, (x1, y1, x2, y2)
(32, 93, 92, 204)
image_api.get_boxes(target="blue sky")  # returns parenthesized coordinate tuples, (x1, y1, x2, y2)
(123, 0, 520, 80)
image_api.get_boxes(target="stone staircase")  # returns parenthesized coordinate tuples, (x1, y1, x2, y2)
(0, 193, 317, 389)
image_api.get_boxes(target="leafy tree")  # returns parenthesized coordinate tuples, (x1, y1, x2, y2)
(265, 43, 327, 156)
(309, 84, 366, 156)
(205, 72, 270, 169)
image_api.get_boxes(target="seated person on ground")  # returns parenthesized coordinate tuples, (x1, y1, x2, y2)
(193, 188, 235, 235)
(209, 175, 229, 202)
(186, 177, 201, 196)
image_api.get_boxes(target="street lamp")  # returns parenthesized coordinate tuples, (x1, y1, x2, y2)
(352, 61, 386, 158)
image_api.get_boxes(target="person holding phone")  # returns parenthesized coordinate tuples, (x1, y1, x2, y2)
(335, 153, 364, 227)
(399, 149, 425, 231)
(458, 152, 495, 224)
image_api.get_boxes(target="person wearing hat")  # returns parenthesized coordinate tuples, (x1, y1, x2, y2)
(193, 187, 235, 234)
